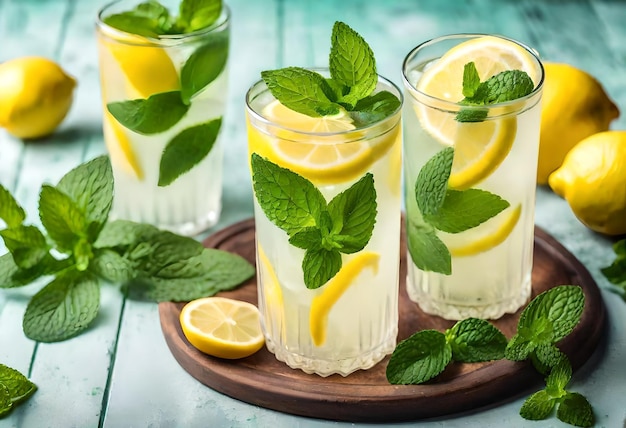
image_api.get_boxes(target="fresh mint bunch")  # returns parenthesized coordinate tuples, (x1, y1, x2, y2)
(407, 147, 510, 275)
(456, 61, 534, 122)
(386, 318, 507, 384)
(601, 239, 626, 300)
(0, 364, 36, 418)
(0, 156, 254, 342)
(251, 154, 376, 289)
(260, 21, 401, 127)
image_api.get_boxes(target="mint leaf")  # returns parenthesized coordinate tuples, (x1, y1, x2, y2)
(107, 91, 188, 135)
(446, 318, 507, 362)
(135, 248, 254, 302)
(102, 1, 172, 37)
(125, 229, 204, 272)
(251, 154, 326, 235)
(386, 329, 452, 384)
(601, 239, 626, 298)
(415, 147, 453, 216)
(424, 189, 509, 233)
(302, 248, 341, 289)
(288, 227, 322, 250)
(517, 285, 585, 343)
(94, 220, 158, 249)
(177, 0, 221, 32)
(0, 364, 37, 406)
(350, 91, 401, 127)
(329, 21, 377, 108)
(455, 107, 488, 123)
(407, 218, 451, 275)
(327, 173, 376, 254)
(0, 225, 49, 269)
(0, 253, 70, 289)
(158, 118, 221, 186)
(0, 185, 25, 228)
(504, 332, 536, 361)
(90, 249, 137, 283)
(180, 33, 228, 103)
(0, 384, 12, 417)
(39, 185, 87, 253)
(520, 390, 555, 420)
(532, 343, 566, 374)
(546, 357, 571, 396)
(23, 270, 100, 342)
(557, 392, 594, 427)
(261, 67, 340, 117)
(462, 62, 481, 98)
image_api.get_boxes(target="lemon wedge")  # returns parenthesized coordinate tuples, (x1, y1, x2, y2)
(248, 100, 396, 185)
(102, 110, 143, 180)
(179, 297, 265, 359)
(309, 252, 380, 346)
(415, 36, 540, 189)
(447, 204, 522, 257)
(105, 40, 179, 98)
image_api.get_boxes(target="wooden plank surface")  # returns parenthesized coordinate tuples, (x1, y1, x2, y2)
(0, 0, 625, 427)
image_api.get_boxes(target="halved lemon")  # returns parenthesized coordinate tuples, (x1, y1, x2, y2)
(248, 100, 397, 185)
(415, 36, 540, 189)
(179, 297, 265, 359)
(102, 110, 143, 180)
(309, 252, 380, 346)
(447, 204, 522, 257)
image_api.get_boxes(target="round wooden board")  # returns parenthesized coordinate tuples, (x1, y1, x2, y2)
(158, 218, 606, 423)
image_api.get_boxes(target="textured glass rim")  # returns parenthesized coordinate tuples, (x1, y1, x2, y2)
(402, 33, 545, 112)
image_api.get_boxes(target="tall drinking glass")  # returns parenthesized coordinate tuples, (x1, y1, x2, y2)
(402, 34, 544, 320)
(96, 0, 229, 236)
(245, 71, 402, 377)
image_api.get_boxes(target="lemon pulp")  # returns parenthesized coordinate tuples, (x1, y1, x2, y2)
(179, 297, 265, 359)
(309, 252, 380, 346)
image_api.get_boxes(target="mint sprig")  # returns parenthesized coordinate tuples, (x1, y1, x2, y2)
(0, 156, 254, 342)
(407, 146, 510, 274)
(457, 61, 534, 123)
(0, 364, 37, 418)
(601, 239, 626, 300)
(251, 154, 376, 289)
(260, 21, 400, 128)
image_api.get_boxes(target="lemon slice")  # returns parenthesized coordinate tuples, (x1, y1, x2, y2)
(415, 36, 540, 189)
(102, 110, 143, 180)
(309, 252, 380, 346)
(248, 100, 396, 185)
(105, 39, 179, 98)
(447, 204, 522, 257)
(179, 297, 265, 359)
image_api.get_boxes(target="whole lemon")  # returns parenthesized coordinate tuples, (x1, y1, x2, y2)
(537, 63, 619, 184)
(0, 56, 76, 139)
(549, 131, 626, 236)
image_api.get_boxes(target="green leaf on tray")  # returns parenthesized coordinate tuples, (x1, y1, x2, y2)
(446, 318, 507, 363)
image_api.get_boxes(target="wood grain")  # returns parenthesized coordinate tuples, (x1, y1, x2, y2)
(159, 218, 606, 422)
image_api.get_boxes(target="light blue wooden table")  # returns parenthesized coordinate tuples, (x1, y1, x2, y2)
(1, 0, 626, 427)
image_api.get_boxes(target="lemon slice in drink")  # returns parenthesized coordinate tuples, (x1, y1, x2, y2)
(446, 204, 522, 257)
(102, 110, 143, 180)
(309, 252, 380, 346)
(248, 100, 395, 185)
(415, 36, 540, 189)
(179, 297, 265, 359)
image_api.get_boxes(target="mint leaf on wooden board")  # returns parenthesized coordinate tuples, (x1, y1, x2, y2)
(446, 318, 507, 362)
(386, 329, 452, 384)
(302, 248, 342, 290)
(327, 173, 377, 254)
(180, 33, 228, 103)
(406, 218, 451, 275)
(415, 146, 453, 216)
(158, 118, 221, 186)
(177, 0, 221, 32)
(423, 189, 509, 234)
(261, 67, 340, 117)
(107, 91, 189, 135)
(251, 154, 327, 235)
(23, 270, 100, 342)
(0, 185, 25, 228)
(329, 21, 377, 108)
(39, 185, 87, 253)
(0, 225, 49, 269)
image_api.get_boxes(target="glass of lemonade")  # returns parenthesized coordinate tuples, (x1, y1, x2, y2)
(245, 20, 403, 376)
(96, 0, 229, 236)
(402, 34, 544, 320)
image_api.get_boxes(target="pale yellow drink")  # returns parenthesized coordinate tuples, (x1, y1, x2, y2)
(96, 0, 229, 236)
(246, 73, 402, 377)
(402, 35, 544, 320)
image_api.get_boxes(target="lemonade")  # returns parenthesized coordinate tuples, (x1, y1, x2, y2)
(402, 35, 544, 320)
(244, 21, 403, 377)
(96, 0, 229, 236)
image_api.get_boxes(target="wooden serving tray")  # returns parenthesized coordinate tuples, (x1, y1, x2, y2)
(159, 218, 606, 423)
